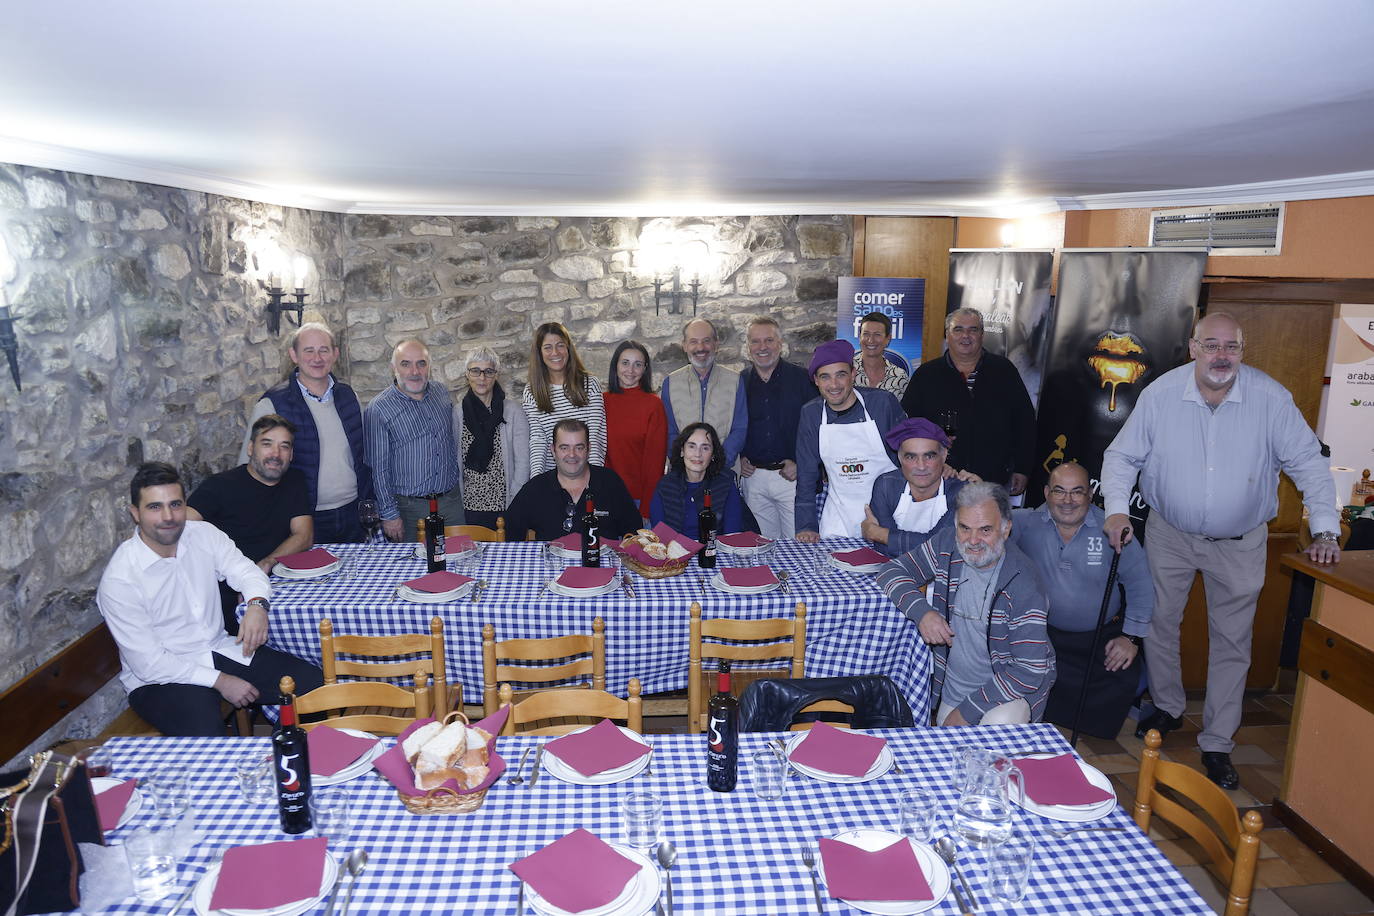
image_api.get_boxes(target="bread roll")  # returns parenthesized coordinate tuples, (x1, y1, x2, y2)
(401, 721, 443, 765)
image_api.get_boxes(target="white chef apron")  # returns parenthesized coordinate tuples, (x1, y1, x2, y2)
(817, 390, 896, 538)
(893, 478, 948, 533)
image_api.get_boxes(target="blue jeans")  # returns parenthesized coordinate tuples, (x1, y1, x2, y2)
(314, 500, 367, 543)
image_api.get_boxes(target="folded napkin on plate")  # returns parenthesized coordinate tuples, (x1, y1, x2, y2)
(717, 531, 772, 548)
(720, 566, 778, 588)
(307, 725, 379, 777)
(1015, 753, 1114, 806)
(511, 829, 641, 914)
(93, 778, 137, 832)
(275, 548, 339, 570)
(208, 837, 328, 911)
(373, 706, 509, 796)
(832, 547, 890, 567)
(789, 722, 886, 777)
(545, 719, 650, 776)
(403, 570, 475, 593)
(556, 567, 617, 590)
(819, 836, 933, 901)
(552, 532, 599, 551)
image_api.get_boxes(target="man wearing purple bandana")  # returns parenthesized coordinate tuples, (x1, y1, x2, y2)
(862, 417, 979, 558)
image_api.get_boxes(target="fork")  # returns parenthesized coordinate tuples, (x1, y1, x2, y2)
(644, 742, 655, 776)
(1044, 824, 1128, 839)
(799, 847, 825, 913)
(168, 848, 226, 916)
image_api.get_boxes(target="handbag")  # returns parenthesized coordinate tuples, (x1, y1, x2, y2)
(0, 751, 103, 916)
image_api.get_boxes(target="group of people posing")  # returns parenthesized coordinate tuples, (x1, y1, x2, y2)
(98, 307, 1341, 794)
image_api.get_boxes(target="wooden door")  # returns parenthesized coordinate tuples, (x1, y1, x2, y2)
(853, 217, 956, 363)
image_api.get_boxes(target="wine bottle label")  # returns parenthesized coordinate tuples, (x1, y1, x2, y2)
(433, 532, 445, 561)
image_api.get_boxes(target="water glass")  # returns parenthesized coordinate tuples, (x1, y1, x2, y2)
(987, 829, 1036, 903)
(79, 745, 114, 778)
(620, 791, 662, 851)
(124, 824, 176, 902)
(750, 751, 786, 801)
(543, 543, 563, 581)
(811, 543, 832, 577)
(147, 765, 189, 813)
(897, 788, 938, 844)
(235, 754, 276, 804)
(310, 789, 352, 846)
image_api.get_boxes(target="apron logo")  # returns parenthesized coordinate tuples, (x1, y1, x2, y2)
(840, 463, 865, 474)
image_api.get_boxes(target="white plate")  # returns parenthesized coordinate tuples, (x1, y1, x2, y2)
(271, 559, 342, 579)
(816, 830, 951, 916)
(1012, 753, 1117, 822)
(784, 731, 894, 783)
(193, 851, 338, 916)
(90, 777, 142, 830)
(547, 576, 620, 598)
(411, 541, 485, 561)
(548, 540, 610, 560)
(541, 726, 652, 786)
(714, 537, 776, 557)
(312, 728, 385, 787)
(828, 554, 888, 574)
(527, 844, 660, 916)
(709, 572, 780, 594)
(395, 580, 475, 603)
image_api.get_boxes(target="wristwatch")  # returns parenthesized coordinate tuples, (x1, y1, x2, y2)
(1312, 531, 1339, 543)
(246, 597, 270, 613)
(1125, 634, 1143, 647)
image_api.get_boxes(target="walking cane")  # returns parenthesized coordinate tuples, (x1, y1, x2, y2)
(1069, 549, 1121, 748)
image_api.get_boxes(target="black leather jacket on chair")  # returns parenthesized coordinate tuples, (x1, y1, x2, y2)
(738, 675, 916, 732)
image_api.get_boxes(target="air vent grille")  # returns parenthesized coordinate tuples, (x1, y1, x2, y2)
(1150, 203, 1283, 255)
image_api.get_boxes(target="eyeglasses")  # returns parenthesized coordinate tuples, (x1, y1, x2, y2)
(1193, 341, 1242, 355)
(1048, 487, 1088, 499)
(466, 367, 498, 378)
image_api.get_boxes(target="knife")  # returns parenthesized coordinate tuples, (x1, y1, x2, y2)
(529, 745, 544, 788)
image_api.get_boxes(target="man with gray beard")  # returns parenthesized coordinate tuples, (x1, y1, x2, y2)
(877, 482, 1056, 725)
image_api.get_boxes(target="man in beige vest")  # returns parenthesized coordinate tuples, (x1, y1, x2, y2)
(660, 317, 748, 467)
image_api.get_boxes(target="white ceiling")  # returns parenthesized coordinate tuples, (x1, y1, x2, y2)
(3, 0, 1374, 216)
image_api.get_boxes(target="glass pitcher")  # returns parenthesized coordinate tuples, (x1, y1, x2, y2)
(953, 747, 1025, 848)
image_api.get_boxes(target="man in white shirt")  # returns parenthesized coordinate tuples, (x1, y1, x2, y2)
(97, 462, 323, 736)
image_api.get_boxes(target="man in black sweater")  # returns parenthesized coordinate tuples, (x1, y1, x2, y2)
(505, 419, 642, 541)
(901, 307, 1036, 496)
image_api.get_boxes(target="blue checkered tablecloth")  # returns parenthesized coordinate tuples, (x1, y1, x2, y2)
(253, 539, 933, 723)
(95, 725, 1212, 915)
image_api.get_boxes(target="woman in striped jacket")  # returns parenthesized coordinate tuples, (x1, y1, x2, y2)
(521, 322, 607, 476)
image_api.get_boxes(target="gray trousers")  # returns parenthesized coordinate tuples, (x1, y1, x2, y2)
(1143, 511, 1267, 754)
(395, 486, 465, 542)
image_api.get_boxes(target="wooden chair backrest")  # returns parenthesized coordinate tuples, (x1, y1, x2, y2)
(688, 601, 806, 733)
(481, 617, 606, 715)
(320, 616, 454, 715)
(296, 671, 431, 735)
(1134, 730, 1263, 916)
(498, 678, 642, 736)
(417, 516, 506, 543)
(789, 699, 857, 731)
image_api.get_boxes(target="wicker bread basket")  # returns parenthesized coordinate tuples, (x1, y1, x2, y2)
(398, 711, 490, 815)
(618, 536, 692, 579)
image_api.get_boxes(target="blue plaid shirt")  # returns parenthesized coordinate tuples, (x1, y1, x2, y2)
(364, 381, 461, 520)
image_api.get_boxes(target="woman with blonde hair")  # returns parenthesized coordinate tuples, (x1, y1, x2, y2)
(521, 322, 607, 475)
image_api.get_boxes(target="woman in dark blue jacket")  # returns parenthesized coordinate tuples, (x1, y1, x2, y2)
(650, 422, 757, 535)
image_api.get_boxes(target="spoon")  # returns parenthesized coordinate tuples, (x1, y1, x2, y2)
(338, 849, 369, 916)
(507, 746, 534, 785)
(656, 841, 677, 915)
(934, 838, 976, 915)
(777, 569, 791, 595)
(471, 579, 488, 604)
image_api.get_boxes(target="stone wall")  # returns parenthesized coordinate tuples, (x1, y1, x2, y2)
(0, 161, 851, 765)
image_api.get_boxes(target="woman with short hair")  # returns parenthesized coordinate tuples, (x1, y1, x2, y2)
(650, 422, 755, 534)
(604, 339, 668, 518)
(521, 322, 607, 476)
(453, 346, 530, 529)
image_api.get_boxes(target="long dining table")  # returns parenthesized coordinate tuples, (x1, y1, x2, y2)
(92, 724, 1214, 915)
(255, 538, 934, 722)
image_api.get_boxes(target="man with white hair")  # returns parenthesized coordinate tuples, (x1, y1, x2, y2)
(660, 317, 748, 468)
(240, 321, 372, 542)
(877, 482, 1055, 726)
(365, 339, 462, 541)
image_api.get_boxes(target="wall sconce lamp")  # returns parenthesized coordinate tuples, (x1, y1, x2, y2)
(0, 236, 19, 390)
(265, 255, 310, 336)
(653, 266, 700, 317)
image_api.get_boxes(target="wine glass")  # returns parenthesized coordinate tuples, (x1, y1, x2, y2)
(358, 499, 380, 550)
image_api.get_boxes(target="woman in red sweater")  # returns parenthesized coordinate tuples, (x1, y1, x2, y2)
(604, 339, 667, 520)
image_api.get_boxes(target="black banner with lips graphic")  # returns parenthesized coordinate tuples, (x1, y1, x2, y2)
(1029, 249, 1207, 513)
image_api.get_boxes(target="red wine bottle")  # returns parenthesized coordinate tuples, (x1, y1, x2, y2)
(697, 490, 717, 569)
(425, 497, 446, 573)
(706, 661, 738, 792)
(273, 676, 312, 834)
(581, 497, 600, 567)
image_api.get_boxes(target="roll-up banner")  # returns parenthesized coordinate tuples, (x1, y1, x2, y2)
(1324, 303, 1374, 504)
(947, 249, 1055, 406)
(1030, 248, 1208, 514)
(836, 276, 925, 371)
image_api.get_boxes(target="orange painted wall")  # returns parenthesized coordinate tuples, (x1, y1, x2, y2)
(1062, 196, 1374, 279)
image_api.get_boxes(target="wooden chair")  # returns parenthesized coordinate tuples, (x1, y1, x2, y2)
(481, 618, 605, 716)
(788, 700, 857, 731)
(1134, 729, 1264, 916)
(320, 616, 457, 717)
(296, 672, 431, 734)
(498, 678, 642, 736)
(416, 516, 505, 542)
(688, 601, 807, 734)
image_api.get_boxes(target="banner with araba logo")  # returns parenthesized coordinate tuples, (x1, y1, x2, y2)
(1324, 303, 1374, 497)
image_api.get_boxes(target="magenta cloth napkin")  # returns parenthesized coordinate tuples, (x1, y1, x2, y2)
(832, 547, 890, 567)
(556, 566, 617, 590)
(510, 829, 642, 914)
(209, 837, 328, 911)
(1015, 754, 1114, 806)
(446, 534, 476, 553)
(651, 522, 703, 554)
(717, 531, 772, 548)
(552, 532, 599, 551)
(275, 548, 339, 570)
(93, 778, 137, 832)
(403, 570, 475, 593)
(544, 719, 651, 777)
(819, 836, 933, 902)
(720, 565, 779, 588)
(789, 722, 886, 777)
(373, 707, 509, 797)
(307, 725, 380, 777)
